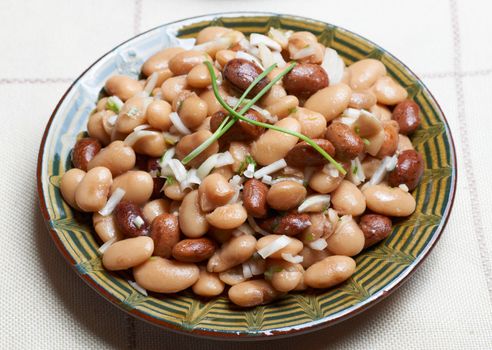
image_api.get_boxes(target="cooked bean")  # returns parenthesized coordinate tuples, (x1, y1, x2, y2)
(285, 139, 335, 168)
(288, 32, 324, 64)
(299, 246, 331, 269)
(164, 181, 189, 201)
(169, 50, 212, 75)
(251, 117, 300, 166)
(392, 100, 421, 134)
(356, 110, 383, 137)
(283, 63, 329, 99)
(72, 138, 101, 171)
(266, 181, 307, 211)
(132, 132, 166, 158)
(264, 95, 299, 120)
(146, 99, 172, 131)
(74, 166, 112, 212)
(256, 235, 303, 259)
(206, 203, 248, 229)
(93, 212, 123, 242)
(258, 211, 311, 236)
(361, 156, 382, 178)
(349, 90, 377, 109)
(102, 236, 153, 271)
(149, 177, 165, 200)
(60, 168, 86, 210)
(290, 107, 327, 139)
(198, 173, 235, 212)
(327, 216, 365, 256)
(223, 58, 269, 97)
(243, 179, 269, 218)
(359, 214, 392, 248)
(111, 171, 153, 205)
(260, 84, 287, 107)
(196, 26, 232, 44)
(179, 190, 209, 237)
(398, 134, 414, 152)
(219, 265, 249, 285)
(211, 165, 233, 180)
(134, 257, 199, 293)
(215, 49, 237, 68)
(304, 83, 352, 122)
(87, 110, 113, 145)
(199, 87, 228, 115)
(187, 63, 218, 88)
(373, 76, 408, 105)
(96, 97, 108, 112)
(149, 213, 179, 258)
(208, 227, 233, 244)
(192, 269, 225, 297)
(308, 168, 344, 194)
(142, 199, 170, 223)
(376, 120, 399, 158)
(229, 280, 280, 307)
(210, 109, 265, 145)
(229, 142, 250, 173)
(268, 261, 304, 292)
(387, 150, 424, 191)
(347, 59, 386, 91)
(114, 201, 149, 237)
(363, 184, 416, 216)
(304, 256, 355, 288)
(175, 130, 219, 168)
(172, 238, 216, 263)
(105, 75, 142, 101)
(325, 122, 364, 160)
(161, 75, 188, 103)
(178, 94, 208, 129)
(87, 141, 136, 176)
(370, 103, 392, 122)
(142, 47, 185, 76)
(300, 213, 333, 243)
(115, 96, 150, 134)
(207, 235, 256, 273)
(331, 180, 366, 216)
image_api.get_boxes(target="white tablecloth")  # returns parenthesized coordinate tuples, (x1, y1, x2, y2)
(0, 0, 491, 348)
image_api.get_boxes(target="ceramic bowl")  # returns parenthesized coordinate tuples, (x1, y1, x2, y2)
(37, 12, 457, 339)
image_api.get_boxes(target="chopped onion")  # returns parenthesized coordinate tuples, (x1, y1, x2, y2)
(128, 280, 148, 296)
(243, 163, 255, 178)
(143, 72, 159, 96)
(162, 132, 180, 145)
(168, 159, 187, 183)
(235, 223, 254, 236)
(292, 45, 316, 60)
(298, 194, 331, 213)
(250, 33, 282, 51)
(322, 163, 340, 178)
(261, 174, 273, 185)
(271, 176, 304, 185)
(309, 238, 328, 251)
(248, 216, 270, 236)
(216, 151, 234, 167)
(271, 51, 287, 68)
(193, 36, 231, 52)
(106, 96, 124, 113)
(236, 51, 264, 70)
(326, 208, 339, 227)
(257, 235, 291, 259)
(257, 42, 275, 70)
(399, 184, 409, 192)
(228, 175, 244, 204)
(124, 130, 161, 147)
(348, 157, 366, 186)
(99, 188, 126, 216)
(180, 169, 201, 191)
(321, 48, 345, 85)
(248, 259, 265, 275)
(254, 159, 287, 179)
(249, 104, 276, 123)
(342, 108, 361, 119)
(242, 263, 253, 279)
(133, 124, 152, 132)
(368, 155, 398, 186)
(133, 216, 144, 229)
(98, 236, 117, 254)
(196, 153, 220, 179)
(281, 253, 304, 264)
(169, 112, 191, 135)
(159, 147, 175, 168)
(385, 154, 398, 171)
(268, 28, 289, 49)
(303, 166, 315, 184)
(107, 114, 118, 126)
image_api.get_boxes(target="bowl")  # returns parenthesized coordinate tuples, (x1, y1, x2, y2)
(37, 12, 457, 340)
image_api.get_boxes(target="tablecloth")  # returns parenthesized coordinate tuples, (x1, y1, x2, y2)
(0, 0, 491, 348)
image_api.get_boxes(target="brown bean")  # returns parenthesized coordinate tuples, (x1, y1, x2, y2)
(325, 122, 364, 160)
(257, 211, 311, 236)
(172, 238, 216, 263)
(210, 109, 265, 146)
(266, 181, 307, 211)
(359, 214, 392, 248)
(392, 100, 421, 135)
(72, 138, 101, 171)
(175, 130, 219, 168)
(243, 179, 269, 218)
(285, 139, 335, 168)
(283, 63, 329, 99)
(114, 201, 149, 237)
(223, 58, 269, 97)
(149, 213, 179, 258)
(376, 120, 399, 158)
(150, 177, 166, 200)
(387, 150, 424, 191)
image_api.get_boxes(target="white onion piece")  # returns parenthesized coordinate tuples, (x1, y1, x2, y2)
(230, 175, 245, 186)
(162, 132, 180, 145)
(298, 194, 331, 213)
(106, 96, 124, 113)
(98, 236, 117, 254)
(180, 169, 201, 191)
(268, 28, 289, 49)
(399, 184, 410, 192)
(326, 208, 339, 227)
(107, 114, 118, 126)
(196, 154, 220, 179)
(322, 163, 340, 178)
(98, 188, 126, 216)
(243, 163, 255, 178)
(159, 147, 175, 169)
(247, 216, 270, 236)
(385, 154, 398, 171)
(257, 43, 275, 70)
(342, 108, 361, 119)
(271, 51, 287, 68)
(292, 45, 316, 60)
(143, 72, 159, 96)
(128, 280, 148, 296)
(250, 33, 282, 51)
(309, 238, 328, 251)
(236, 223, 254, 236)
(368, 155, 398, 186)
(133, 216, 144, 228)
(236, 51, 264, 70)
(216, 151, 234, 167)
(228, 175, 244, 204)
(321, 48, 345, 84)
(303, 167, 315, 184)
(253, 159, 287, 179)
(249, 104, 276, 123)
(261, 174, 273, 185)
(168, 159, 187, 183)
(257, 235, 291, 259)
(242, 263, 253, 279)
(133, 124, 152, 132)
(270, 176, 304, 185)
(281, 253, 304, 264)
(348, 157, 366, 186)
(124, 130, 161, 147)
(169, 112, 191, 135)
